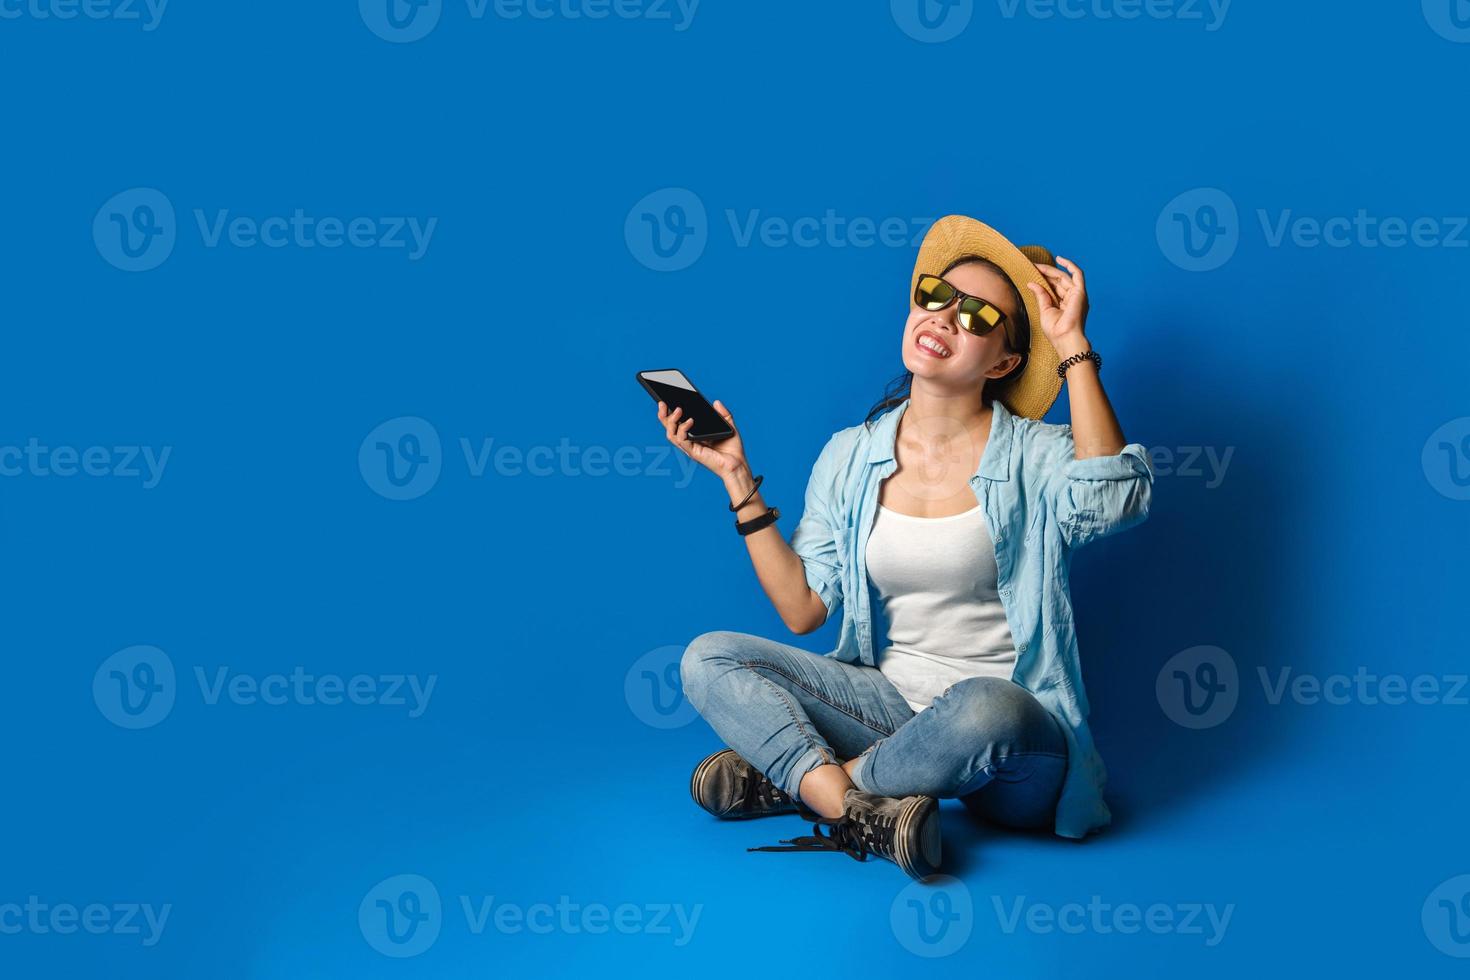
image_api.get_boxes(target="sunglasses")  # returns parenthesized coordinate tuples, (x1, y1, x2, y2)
(913, 274, 1010, 339)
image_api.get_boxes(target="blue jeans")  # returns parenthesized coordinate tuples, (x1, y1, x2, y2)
(681, 631, 1068, 829)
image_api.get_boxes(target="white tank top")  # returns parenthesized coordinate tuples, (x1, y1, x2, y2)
(865, 503, 1018, 712)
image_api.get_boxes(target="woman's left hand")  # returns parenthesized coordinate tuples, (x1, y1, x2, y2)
(1027, 257, 1091, 359)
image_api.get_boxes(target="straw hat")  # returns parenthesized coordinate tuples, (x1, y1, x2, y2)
(911, 215, 1062, 420)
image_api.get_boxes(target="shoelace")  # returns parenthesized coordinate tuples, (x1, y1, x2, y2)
(738, 771, 792, 812)
(747, 814, 895, 863)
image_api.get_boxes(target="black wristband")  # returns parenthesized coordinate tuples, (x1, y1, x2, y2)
(728, 474, 764, 512)
(1057, 350, 1102, 379)
(735, 506, 780, 536)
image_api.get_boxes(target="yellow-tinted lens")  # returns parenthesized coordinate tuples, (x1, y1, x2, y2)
(915, 275, 955, 310)
(959, 298, 1005, 334)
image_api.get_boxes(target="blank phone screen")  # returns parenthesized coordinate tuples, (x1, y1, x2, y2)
(640, 370, 729, 440)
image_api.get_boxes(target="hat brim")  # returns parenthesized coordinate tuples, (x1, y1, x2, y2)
(910, 215, 1060, 420)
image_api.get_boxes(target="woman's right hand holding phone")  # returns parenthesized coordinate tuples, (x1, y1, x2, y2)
(657, 399, 759, 506)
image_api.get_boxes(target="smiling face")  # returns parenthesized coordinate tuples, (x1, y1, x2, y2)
(902, 259, 1026, 394)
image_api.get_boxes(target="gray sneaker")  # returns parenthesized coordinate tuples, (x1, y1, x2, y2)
(748, 788, 942, 880)
(689, 749, 799, 819)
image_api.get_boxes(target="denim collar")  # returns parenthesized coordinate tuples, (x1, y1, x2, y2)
(865, 395, 1015, 482)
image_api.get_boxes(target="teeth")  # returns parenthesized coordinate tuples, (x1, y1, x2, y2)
(919, 335, 951, 356)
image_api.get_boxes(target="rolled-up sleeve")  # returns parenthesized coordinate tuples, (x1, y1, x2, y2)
(1046, 438, 1154, 549)
(788, 434, 847, 618)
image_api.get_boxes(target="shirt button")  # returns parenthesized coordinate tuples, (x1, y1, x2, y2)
(1018, 641, 1028, 653)
(1000, 588, 1011, 599)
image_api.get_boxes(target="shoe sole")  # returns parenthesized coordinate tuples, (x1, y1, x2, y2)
(893, 796, 942, 880)
(689, 749, 738, 816)
(689, 749, 798, 819)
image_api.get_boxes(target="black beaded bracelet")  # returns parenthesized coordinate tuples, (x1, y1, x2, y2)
(728, 474, 764, 512)
(1057, 350, 1102, 379)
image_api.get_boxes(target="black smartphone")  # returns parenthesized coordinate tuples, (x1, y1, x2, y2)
(636, 369, 735, 442)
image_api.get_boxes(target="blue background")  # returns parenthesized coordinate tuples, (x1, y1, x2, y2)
(3, 0, 1469, 975)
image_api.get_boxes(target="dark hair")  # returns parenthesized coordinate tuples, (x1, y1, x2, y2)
(864, 256, 1031, 425)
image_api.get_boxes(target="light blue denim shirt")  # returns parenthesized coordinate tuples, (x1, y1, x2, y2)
(789, 397, 1153, 839)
